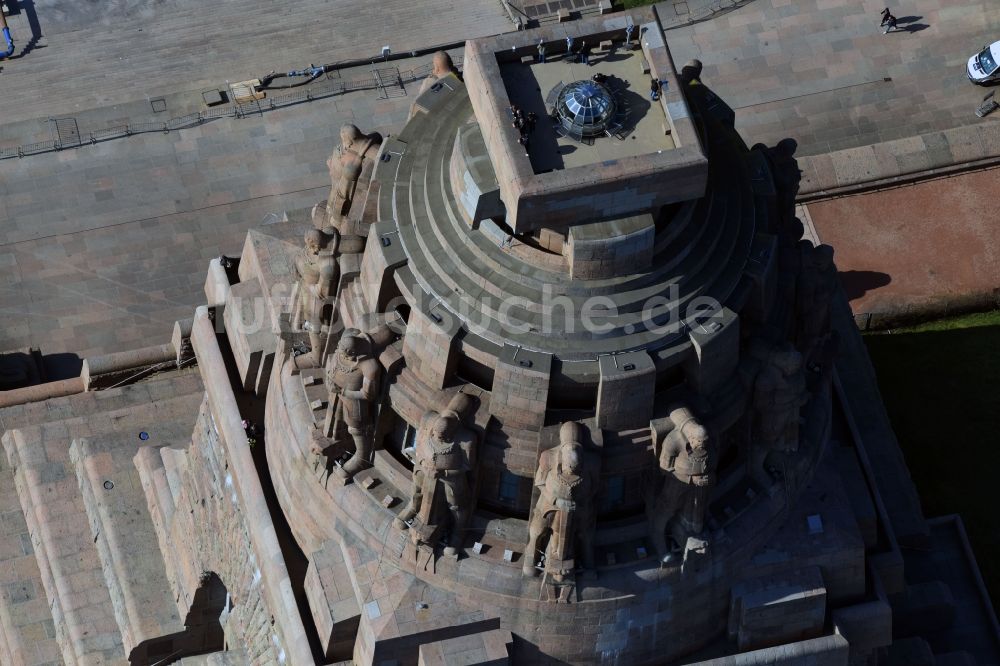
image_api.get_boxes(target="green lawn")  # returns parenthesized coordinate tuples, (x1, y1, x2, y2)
(864, 310, 1000, 602)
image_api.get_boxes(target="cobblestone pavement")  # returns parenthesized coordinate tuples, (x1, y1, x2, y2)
(0, 88, 415, 358)
(0, 0, 512, 124)
(666, 0, 1000, 156)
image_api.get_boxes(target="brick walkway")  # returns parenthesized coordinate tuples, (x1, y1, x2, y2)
(666, 0, 1000, 157)
(805, 165, 1000, 325)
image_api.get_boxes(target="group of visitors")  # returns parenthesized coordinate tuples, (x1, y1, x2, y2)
(510, 104, 538, 156)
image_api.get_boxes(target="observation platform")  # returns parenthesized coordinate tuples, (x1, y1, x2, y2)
(499, 47, 676, 173)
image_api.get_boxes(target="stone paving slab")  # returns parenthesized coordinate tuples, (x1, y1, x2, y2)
(804, 165, 1000, 325)
(665, 0, 1000, 159)
(0, 82, 416, 358)
(0, 0, 512, 125)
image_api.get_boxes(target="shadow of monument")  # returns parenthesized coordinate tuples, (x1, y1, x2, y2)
(839, 270, 891, 302)
(863, 323, 1000, 605)
(43, 352, 83, 380)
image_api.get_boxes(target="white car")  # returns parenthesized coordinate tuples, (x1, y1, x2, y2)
(968, 41, 1000, 84)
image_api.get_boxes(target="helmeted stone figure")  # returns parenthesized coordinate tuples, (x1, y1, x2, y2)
(321, 124, 383, 233)
(324, 331, 381, 480)
(796, 243, 837, 364)
(418, 51, 460, 96)
(751, 343, 809, 486)
(767, 138, 801, 230)
(394, 409, 477, 554)
(522, 422, 599, 582)
(649, 410, 715, 562)
(293, 228, 340, 368)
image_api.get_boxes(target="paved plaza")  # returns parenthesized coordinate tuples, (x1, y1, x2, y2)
(666, 0, 1000, 156)
(0, 0, 512, 124)
(0, 88, 416, 360)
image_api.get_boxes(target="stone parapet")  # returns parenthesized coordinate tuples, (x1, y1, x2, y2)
(190, 308, 313, 663)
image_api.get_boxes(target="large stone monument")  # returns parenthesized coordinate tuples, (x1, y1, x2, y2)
(0, 7, 996, 666)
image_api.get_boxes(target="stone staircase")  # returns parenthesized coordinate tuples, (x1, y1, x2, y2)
(0, 371, 205, 665)
(375, 80, 765, 380)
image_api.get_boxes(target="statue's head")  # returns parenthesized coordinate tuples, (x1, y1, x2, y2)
(776, 137, 799, 158)
(340, 124, 363, 148)
(682, 422, 710, 452)
(431, 412, 459, 443)
(680, 58, 703, 84)
(774, 347, 803, 375)
(432, 51, 455, 77)
(337, 331, 365, 361)
(814, 244, 835, 270)
(559, 421, 583, 446)
(559, 441, 582, 475)
(304, 229, 325, 254)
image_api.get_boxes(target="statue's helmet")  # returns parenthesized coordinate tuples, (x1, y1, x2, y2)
(815, 244, 835, 268)
(431, 412, 460, 442)
(559, 421, 583, 445)
(304, 228, 325, 252)
(776, 137, 799, 158)
(337, 331, 365, 359)
(432, 50, 455, 76)
(559, 442, 582, 474)
(774, 347, 803, 374)
(680, 59, 703, 83)
(682, 421, 710, 449)
(340, 123, 363, 147)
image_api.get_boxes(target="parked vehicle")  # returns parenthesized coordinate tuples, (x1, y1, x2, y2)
(968, 41, 1000, 84)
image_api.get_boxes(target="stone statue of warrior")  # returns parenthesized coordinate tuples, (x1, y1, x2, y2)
(293, 228, 340, 369)
(751, 343, 809, 486)
(417, 51, 460, 96)
(321, 124, 382, 233)
(523, 422, 599, 582)
(649, 411, 715, 563)
(796, 243, 837, 365)
(394, 410, 477, 555)
(323, 332, 381, 481)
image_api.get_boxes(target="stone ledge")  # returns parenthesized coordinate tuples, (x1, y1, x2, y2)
(798, 123, 1000, 201)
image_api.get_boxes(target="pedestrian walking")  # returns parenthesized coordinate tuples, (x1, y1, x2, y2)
(538, 39, 546, 63)
(883, 13, 897, 33)
(579, 40, 591, 66)
(566, 36, 574, 58)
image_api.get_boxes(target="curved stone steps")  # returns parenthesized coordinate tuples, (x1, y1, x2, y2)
(413, 130, 740, 335)
(389, 89, 759, 358)
(431, 125, 743, 319)
(402, 159, 742, 355)
(394, 89, 723, 313)
(416, 95, 715, 305)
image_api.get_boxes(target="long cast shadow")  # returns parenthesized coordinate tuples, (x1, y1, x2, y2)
(9, 0, 44, 59)
(839, 269, 891, 302)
